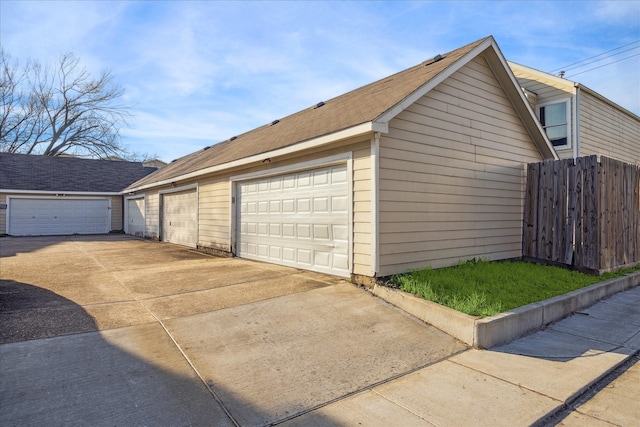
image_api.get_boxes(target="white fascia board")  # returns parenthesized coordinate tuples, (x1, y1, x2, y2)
(125, 121, 381, 193)
(489, 42, 559, 160)
(375, 37, 496, 125)
(0, 189, 121, 196)
(158, 183, 198, 195)
(507, 61, 576, 90)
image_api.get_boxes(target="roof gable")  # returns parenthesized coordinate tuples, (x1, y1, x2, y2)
(0, 153, 157, 193)
(129, 36, 555, 191)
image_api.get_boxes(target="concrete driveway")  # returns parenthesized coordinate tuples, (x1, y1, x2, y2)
(0, 235, 466, 426)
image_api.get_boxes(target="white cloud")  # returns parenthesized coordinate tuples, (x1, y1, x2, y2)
(593, 0, 640, 25)
(2, 0, 638, 160)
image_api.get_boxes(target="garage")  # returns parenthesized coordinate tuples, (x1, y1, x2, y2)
(8, 197, 111, 236)
(236, 164, 350, 277)
(126, 197, 145, 237)
(162, 189, 197, 248)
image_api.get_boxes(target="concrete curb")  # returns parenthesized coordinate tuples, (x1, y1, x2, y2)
(372, 271, 640, 348)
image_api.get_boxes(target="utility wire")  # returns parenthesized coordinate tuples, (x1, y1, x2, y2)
(560, 46, 639, 73)
(566, 53, 640, 78)
(549, 40, 640, 73)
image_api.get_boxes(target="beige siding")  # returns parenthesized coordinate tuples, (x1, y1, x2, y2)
(132, 138, 372, 275)
(110, 196, 123, 231)
(351, 145, 371, 276)
(198, 177, 231, 251)
(378, 55, 544, 276)
(145, 191, 161, 240)
(578, 91, 640, 165)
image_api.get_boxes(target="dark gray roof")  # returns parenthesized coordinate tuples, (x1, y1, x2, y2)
(0, 153, 157, 193)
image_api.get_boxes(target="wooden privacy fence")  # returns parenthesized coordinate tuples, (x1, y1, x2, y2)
(523, 155, 640, 273)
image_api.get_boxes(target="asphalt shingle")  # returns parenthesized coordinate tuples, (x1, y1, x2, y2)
(0, 153, 157, 193)
(127, 37, 488, 189)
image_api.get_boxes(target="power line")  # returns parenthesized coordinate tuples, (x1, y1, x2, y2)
(566, 53, 640, 78)
(549, 40, 640, 73)
(560, 46, 639, 73)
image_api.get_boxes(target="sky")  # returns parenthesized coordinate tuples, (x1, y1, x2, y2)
(2, 1, 639, 162)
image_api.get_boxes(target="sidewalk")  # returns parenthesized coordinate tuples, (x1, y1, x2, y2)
(283, 285, 640, 426)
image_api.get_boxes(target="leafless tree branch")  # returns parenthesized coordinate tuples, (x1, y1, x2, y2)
(1, 51, 136, 159)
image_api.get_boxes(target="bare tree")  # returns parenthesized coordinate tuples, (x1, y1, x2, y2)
(0, 51, 43, 152)
(1, 51, 132, 159)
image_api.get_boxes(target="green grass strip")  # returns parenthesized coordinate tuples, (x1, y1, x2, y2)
(390, 260, 639, 317)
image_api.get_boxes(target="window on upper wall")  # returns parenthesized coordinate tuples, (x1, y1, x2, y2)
(539, 101, 570, 148)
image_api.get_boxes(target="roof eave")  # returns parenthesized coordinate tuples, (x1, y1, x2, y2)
(375, 37, 496, 125)
(576, 84, 640, 121)
(508, 61, 577, 89)
(124, 121, 385, 193)
(0, 189, 122, 196)
(488, 44, 558, 160)
(376, 37, 557, 160)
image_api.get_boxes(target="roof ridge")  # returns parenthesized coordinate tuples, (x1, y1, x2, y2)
(127, 36, 493, 190)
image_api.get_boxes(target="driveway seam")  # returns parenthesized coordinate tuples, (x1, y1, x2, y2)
(71, 240, 241, 427)
(369, 388, 436, 426)
(272, 346, 469, 425)
(127, 271, 307, 300)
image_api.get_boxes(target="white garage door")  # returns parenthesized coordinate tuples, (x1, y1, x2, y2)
(236, 164, 350, 277)
(126, 198, 145, 237)
(162, 189, 197, 248)
(9, 198, 110, 236)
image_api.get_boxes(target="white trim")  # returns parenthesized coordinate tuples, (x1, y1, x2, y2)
(228, 179, 236, 253)
(6, 195, 112, 200)
(6, 195, 112, 235)
(538, 98, 572, 150)
(574, 86, 581, 159)
(370, 133, 380, 276)
(229, 153, 354, 276)
(229, 153, 352, 182)
(346, 156, 354, 275)
(507, 61, 576, 89)
(158, 183, 198, 195)
(375, 37, 495, 125)
(127, 122, 381, 193)
(488, 42, 558, 160)
(1, 189, 120, 196)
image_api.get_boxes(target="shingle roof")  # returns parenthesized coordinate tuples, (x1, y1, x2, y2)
(0, 153, 158, 193)
(129, 37, 490, 189)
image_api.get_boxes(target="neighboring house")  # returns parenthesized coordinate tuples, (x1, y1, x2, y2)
(0, 153, 157, 236)
(124, 36, 556, 281)
(509, 62, 640, 165)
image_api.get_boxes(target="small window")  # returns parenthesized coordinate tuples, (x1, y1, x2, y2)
(539, 101, 569, 148)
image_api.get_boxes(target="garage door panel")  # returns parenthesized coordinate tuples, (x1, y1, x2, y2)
(162, 190, 197, 248)
(237, 164, 350, 277)
(127, 198, 145, 237)
(9, 198, 110, 236)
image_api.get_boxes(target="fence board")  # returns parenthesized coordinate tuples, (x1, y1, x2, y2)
(523, 155, 639, 273)
(565, 159, 577, 265)
(584, 156, 598, 270)
(522, 162, 538, 258)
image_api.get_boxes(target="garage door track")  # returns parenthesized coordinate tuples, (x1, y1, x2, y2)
(0, 235, 466, 426)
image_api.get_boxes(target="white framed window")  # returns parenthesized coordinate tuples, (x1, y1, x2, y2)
(539, 100, 570, 148)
